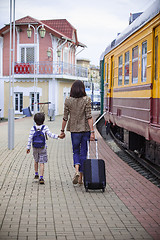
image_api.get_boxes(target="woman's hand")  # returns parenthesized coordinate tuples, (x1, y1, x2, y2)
(90, 132, 95, 141)
(58, 132, 65, 139)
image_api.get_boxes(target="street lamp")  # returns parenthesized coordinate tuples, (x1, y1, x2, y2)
(47, 48, 52, 58)
(46, 47, 61, 121)
(27, 24, 46, 39)
(47, 47, 61, 74)
(27, 24, 46, 115)
(47, 47, 61, 59)
(8, 0, 15, 150)
(39, 25, 46, 38)
(27, 26, 32, 38)
(57, 49, 61, 58)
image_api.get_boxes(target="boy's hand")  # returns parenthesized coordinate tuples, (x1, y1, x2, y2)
(58, 133, 65, 139)
(26, 149, 30, 154)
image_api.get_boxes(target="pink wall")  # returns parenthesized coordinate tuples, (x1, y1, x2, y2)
(39, 32, 52, 62)
(19, 25, 32, 44)
(3, 29, 17, 76)
(2, 25, 77, 76)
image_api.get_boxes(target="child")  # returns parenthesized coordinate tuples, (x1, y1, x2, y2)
(26, 112, 64, 184)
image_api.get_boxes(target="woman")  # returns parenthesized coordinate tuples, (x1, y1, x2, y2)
(59, 80, 95, 185)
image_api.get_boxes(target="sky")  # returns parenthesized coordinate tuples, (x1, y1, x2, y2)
(0, 0, 155, 66)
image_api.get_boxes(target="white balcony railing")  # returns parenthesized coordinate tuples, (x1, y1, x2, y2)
(14, 61, 88, 78)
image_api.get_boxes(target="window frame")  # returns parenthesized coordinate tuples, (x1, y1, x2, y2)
(132, 46, 138, 84)
(141, 41, 147, 82)
(63, 47, 68, 63)
(104, 62, 107, 83)
(124, 51, 130, 85)
(155, 36, 158, 80)
(19, 44, 35, 63)
(14, 92, 23, 113)
(30, 92, 40, 112)
(118, 55, 123, 86)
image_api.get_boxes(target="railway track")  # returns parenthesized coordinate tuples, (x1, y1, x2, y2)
(96, 118, 160, 188)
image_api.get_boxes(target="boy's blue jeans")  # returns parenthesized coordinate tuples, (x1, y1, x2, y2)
(71, 131, 90, 172)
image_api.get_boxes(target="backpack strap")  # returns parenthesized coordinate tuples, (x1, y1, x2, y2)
(33, 125, 45, 131)
(41, 125, 48, 140)
(41, 125, 45, 131)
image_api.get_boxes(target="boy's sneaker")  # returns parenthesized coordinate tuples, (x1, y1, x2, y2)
(34, 175, 39, 179)
(39, 178, 45, 184)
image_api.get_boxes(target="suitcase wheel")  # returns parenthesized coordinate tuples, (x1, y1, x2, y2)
(102, 188, 105, 192)
(86, 188, 88, 192)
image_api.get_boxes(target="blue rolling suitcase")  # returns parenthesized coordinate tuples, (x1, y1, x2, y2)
(83, 139, 106, 192)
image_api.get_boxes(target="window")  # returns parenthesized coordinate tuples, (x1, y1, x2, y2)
(132, 46, 138, 83)
(21, 46, 34, 63)
(111, 56, 114, 87)
(124, 51, 129, 85)
(141, 41, 147, 82)
(30, 92, 39, 112)
(118, 55, 123, 85)
(15, 93, 23, 112)
(155, 36, 158, 80)
(0, 37, 3, 76)
(63, 48, 68, 63)
(107, 63, 109, 84)
(104, 62, 107, 83)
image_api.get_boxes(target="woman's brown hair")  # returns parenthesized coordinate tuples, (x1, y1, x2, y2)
(70, 80, 86, 98)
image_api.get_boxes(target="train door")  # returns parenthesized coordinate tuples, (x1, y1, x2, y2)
(152, 25, 160, 124)
(109, 55, 114, 112)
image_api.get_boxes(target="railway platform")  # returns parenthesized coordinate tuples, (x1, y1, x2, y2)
(0, 112, 160, 240)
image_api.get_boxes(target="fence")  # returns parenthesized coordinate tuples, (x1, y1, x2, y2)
(14, 61, 88, 78)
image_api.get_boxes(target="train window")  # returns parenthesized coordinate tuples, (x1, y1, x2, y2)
(132, 46, 138, 83)
(155, 36, 158, 80)
(111, 56, 114, 87)
(104, 62, 107, 83)
(124, 51, 129, 85)
(107, 63, 109, 83)
(141, 41, 147, 82)
(118, 55, 123, 85)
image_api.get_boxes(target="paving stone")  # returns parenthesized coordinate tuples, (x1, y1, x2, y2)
(0, 114, 159, 240)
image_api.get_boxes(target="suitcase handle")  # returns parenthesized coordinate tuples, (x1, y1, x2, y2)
(87, 139, 98, 159)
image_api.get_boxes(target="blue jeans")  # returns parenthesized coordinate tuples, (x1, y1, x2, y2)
(71, 132, 90, 172)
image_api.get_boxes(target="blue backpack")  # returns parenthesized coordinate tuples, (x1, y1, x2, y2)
(32, 125, 45, 148)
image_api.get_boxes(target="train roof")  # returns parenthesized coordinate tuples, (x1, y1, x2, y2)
(100, 0, 160, 61)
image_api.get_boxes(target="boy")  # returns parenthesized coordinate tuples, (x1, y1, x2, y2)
(27, 112, 64, 184)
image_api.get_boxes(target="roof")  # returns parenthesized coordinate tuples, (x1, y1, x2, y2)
(42, 19, 75, 40)
(0, 16, 86, 47)
(15, 16, 39, 25)
(100, 0, 160, 61)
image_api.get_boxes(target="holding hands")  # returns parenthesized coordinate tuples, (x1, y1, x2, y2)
(58, 132, 65, 139)
(58, 129, 65, 139)
(26, 149, 30, 154)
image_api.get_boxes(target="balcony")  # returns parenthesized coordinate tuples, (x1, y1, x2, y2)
(14, 61, 88, 80)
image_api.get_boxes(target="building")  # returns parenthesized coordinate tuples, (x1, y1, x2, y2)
(77, 58, 100, 108)
(0, 16, 88, 119)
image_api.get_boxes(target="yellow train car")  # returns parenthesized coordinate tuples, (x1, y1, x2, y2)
(101, 0, 160, 166)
